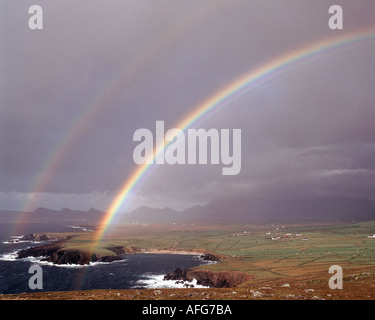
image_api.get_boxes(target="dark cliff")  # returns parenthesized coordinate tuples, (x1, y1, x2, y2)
(22, 233, 68, 241)
(164, 268, 254, 288)
(16, 234, 121, 265)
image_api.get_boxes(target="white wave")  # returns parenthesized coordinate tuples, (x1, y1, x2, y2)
(2, 240, 43, 245)
(135, 274, 209, 289)
(0, 247, 80, 266)
(87, 259, 124, 267)
(67, 225, 94, 232)
(196, 257, 218, 265)
(22, 257, 103, 268)
(34, 256, 127, 268)
(2, 254, 88, 268)
(0, 251, 50, 264)
(40, 260, 87, 268)
(0, 250, 19, 261)
(0, 250, 128, 268)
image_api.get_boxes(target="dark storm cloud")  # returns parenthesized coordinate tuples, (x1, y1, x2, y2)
(1, 0, 375, 211)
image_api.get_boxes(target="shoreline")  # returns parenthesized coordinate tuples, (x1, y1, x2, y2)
(137, 249, 205, 256)
(12, 233, 221, 265)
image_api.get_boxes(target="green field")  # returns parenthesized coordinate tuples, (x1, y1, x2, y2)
(59, 220, 375, 281)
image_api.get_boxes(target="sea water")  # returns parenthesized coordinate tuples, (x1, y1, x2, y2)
(0, 223, 210, 294)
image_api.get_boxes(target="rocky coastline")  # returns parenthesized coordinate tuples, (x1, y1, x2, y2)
(15, 233, 250, 288)
(16, 234, 122, 265)
(164, 268, 254, 288)
(15, 233, 221, 266)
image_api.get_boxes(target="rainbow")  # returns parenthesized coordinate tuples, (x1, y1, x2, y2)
(92, 26, 375, 248)
(12, 2, 219, 236)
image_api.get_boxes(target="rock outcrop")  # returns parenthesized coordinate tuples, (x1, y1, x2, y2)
(17, 243, 122, 265)
(200, 253, 221, 262)
(16, 234, 121, 265)
(17, 240, 65, 260)
(164, 268, 254, 288)
(47, 249, 93, 265)
(16, 234, 222, 267)
(22, 233, 68, 241)
(106, 246, 142, 255)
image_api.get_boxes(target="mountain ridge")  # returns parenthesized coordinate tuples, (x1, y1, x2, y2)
(0, 196, 374, 224)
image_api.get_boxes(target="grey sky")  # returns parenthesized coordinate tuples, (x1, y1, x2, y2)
(1, 0, 375, 212)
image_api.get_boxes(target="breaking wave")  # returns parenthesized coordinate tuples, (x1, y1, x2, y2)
(135, 274, 209, 289)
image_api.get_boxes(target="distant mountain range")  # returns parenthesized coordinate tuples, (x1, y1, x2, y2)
(0, 207, 104, 224)
(1, 197, 374, 225)
(126, 197, 375, 224)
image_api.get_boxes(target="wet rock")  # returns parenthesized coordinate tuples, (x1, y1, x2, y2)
(17, 241, 64, 260)
(96, 255, 122, 263)
(200, 253, 220, 262)
(164, 268, 254, 288)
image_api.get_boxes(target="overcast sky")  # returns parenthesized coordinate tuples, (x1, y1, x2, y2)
(1, 0, 375, 213)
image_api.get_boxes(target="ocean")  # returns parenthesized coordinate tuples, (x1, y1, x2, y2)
(0, 223, 210, 294)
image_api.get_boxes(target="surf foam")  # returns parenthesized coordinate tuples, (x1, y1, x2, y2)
(135, 274, 209, 289)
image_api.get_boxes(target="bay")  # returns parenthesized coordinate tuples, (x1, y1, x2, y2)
(0, 223, 209, 294)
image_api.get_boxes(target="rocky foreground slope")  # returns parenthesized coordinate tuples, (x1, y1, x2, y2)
(2, 269, 375, 300)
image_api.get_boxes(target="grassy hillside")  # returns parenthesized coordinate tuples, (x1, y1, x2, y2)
(54, 221, 375, 281)
(3, 220, 374, 300)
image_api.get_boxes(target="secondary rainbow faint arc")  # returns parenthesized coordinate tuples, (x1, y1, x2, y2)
(94, 26, 375, 244)
(12, 1, 220, 237)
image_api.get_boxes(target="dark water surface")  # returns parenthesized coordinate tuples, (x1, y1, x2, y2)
(0, 223, 208, 294)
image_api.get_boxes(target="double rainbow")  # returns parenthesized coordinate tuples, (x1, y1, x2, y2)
(12, 1, 219, 236)
(92, 26, 375, 248)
